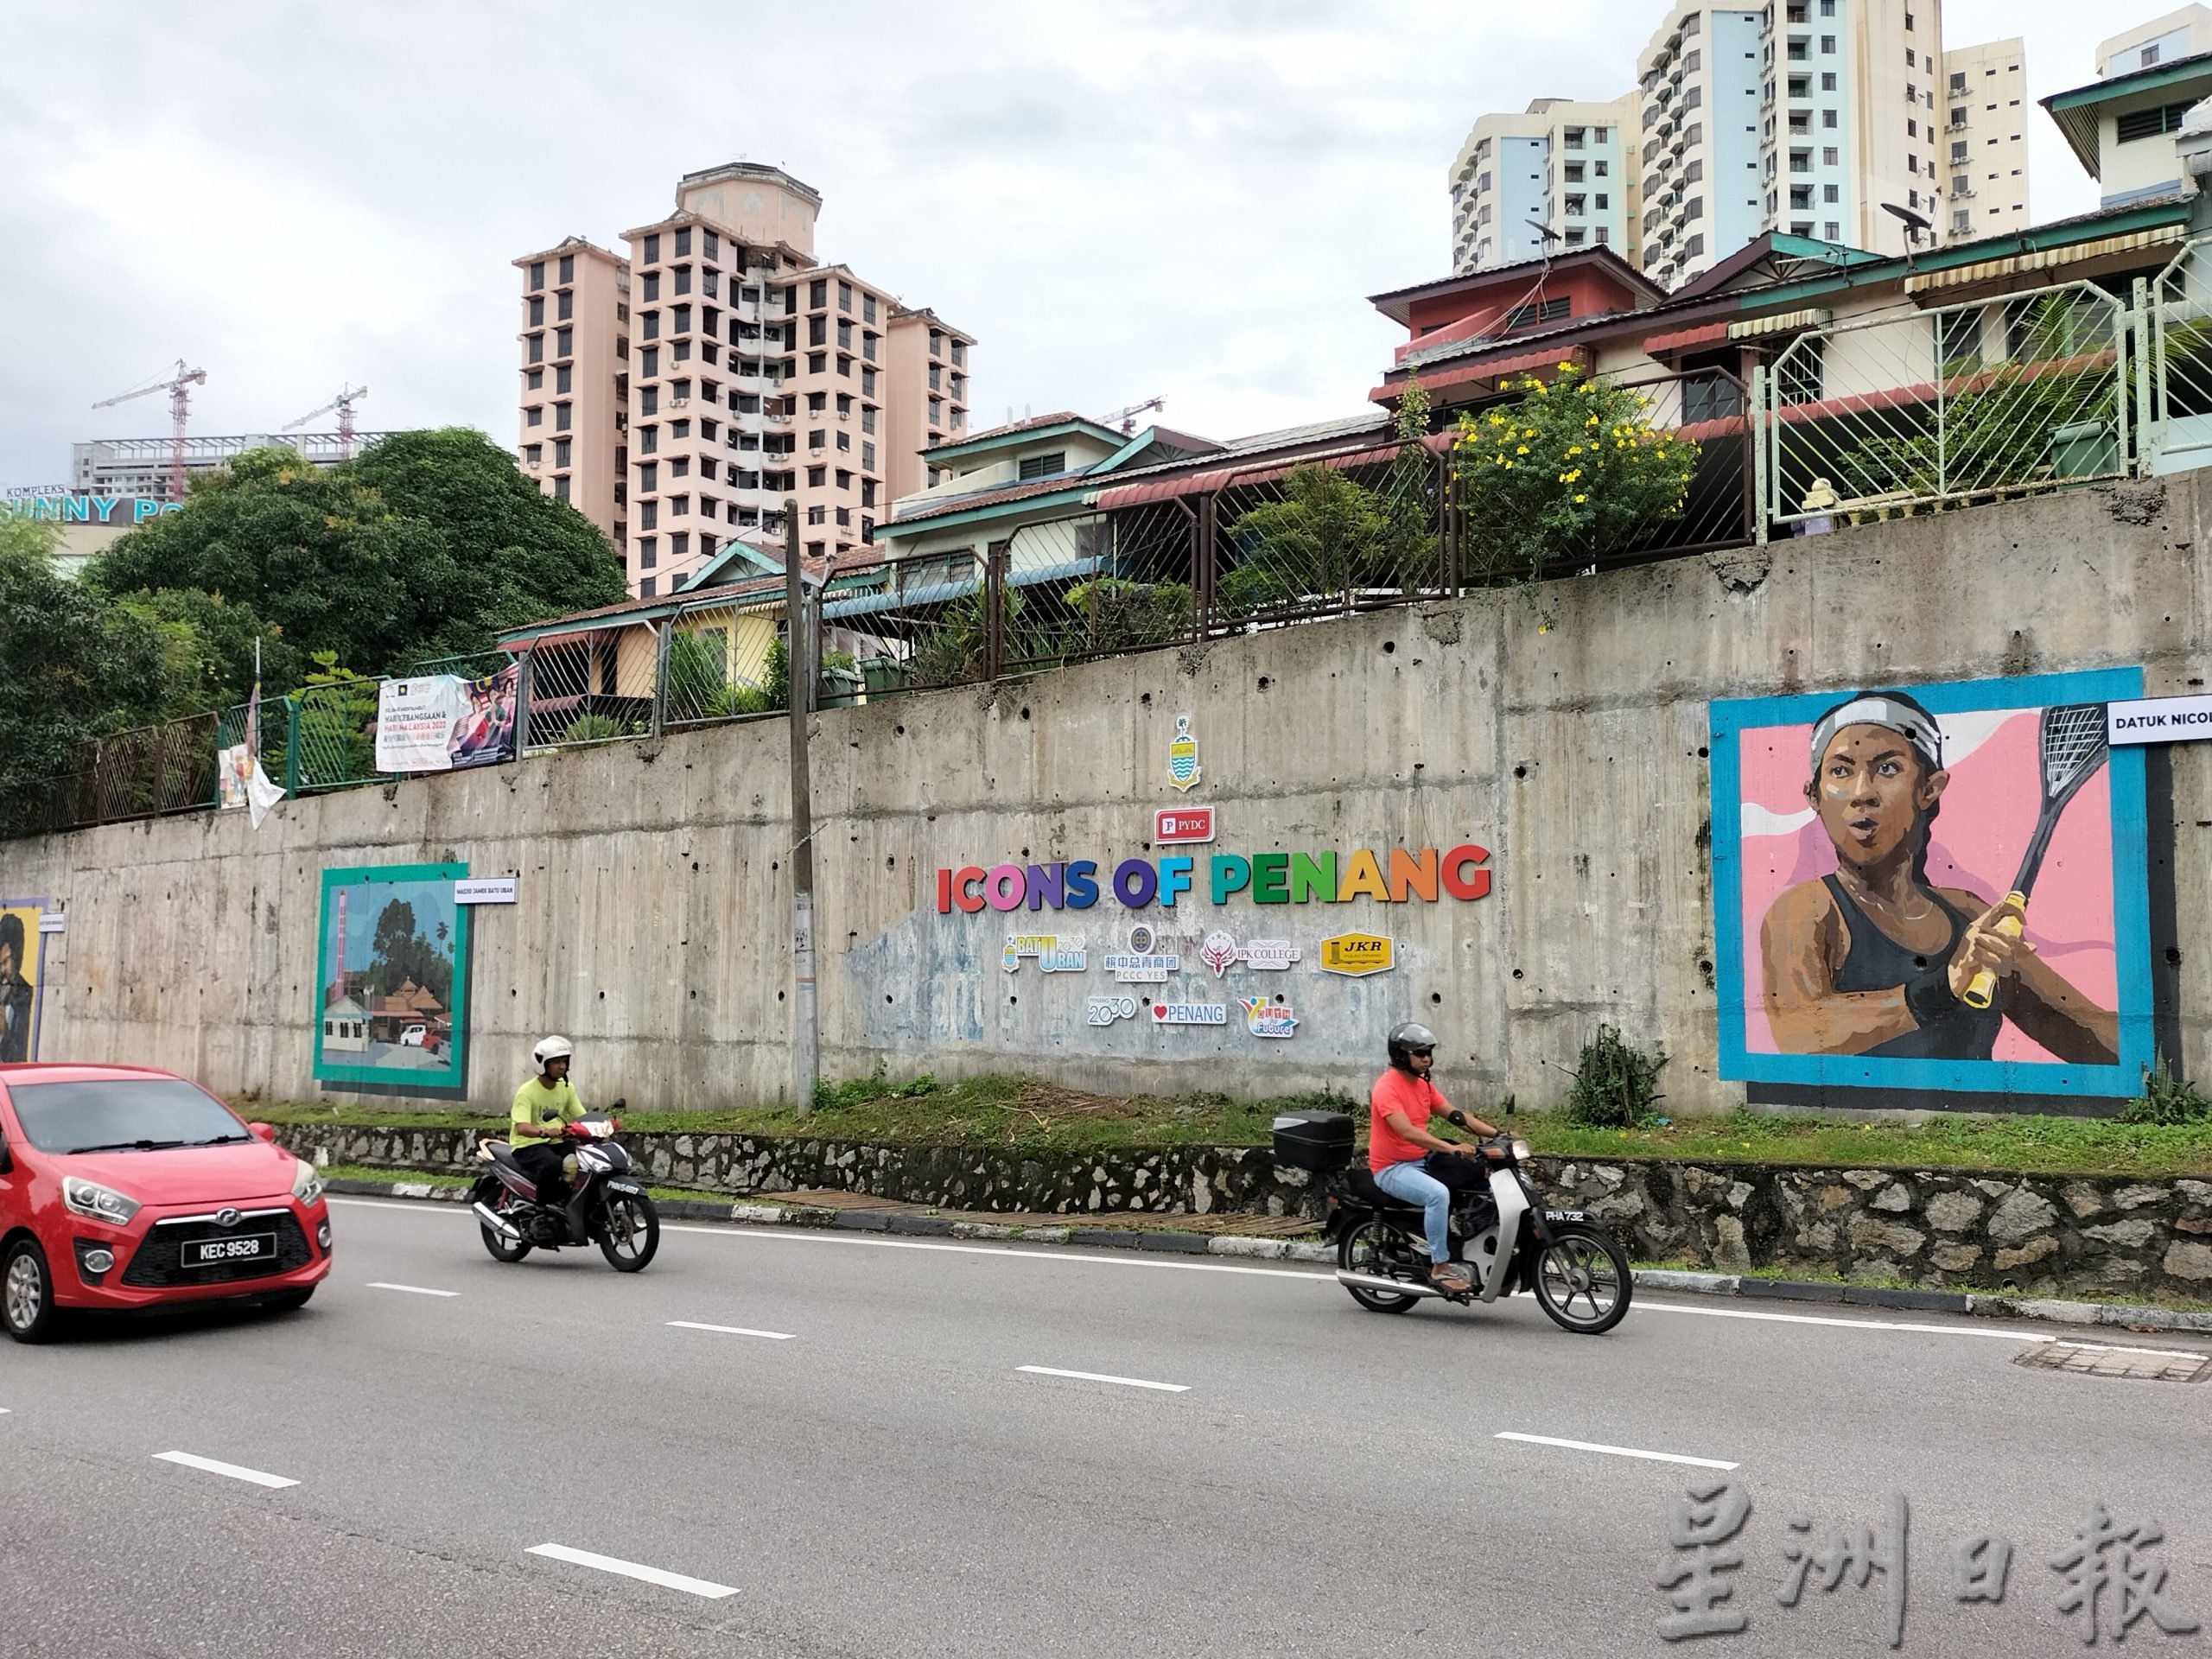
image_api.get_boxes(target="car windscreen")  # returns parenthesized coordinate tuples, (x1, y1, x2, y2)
(6, 1078, 246, 1154)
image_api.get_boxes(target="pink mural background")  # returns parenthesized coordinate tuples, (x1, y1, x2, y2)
(1735, 708, 2116, 1062)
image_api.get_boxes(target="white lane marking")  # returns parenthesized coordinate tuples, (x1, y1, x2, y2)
(1497, 1431, 1738, 1470)
(366, 1281, 460, 1298)
(1018, 1365, 1190, 1393)
(668, 1321, 795, 1341)
(527, 1542, 738, 1599)
(154, 1451, 299, 1489)
(327, 1205, 2212, 1355)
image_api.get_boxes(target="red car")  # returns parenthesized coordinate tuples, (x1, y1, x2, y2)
(0, 1064, 332, 1343)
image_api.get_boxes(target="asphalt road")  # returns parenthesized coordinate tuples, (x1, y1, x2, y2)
(3, 1197, 2209, 1658)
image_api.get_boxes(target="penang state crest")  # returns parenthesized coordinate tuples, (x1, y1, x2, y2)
(1167, 714, 1201, 792)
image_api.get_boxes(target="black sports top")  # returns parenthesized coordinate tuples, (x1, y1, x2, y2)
(1821, 874, 2002, 1060)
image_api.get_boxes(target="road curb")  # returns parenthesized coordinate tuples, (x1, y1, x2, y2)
(321, 1179, 2212, 1332)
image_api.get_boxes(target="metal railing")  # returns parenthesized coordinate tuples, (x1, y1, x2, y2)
(1760, 281, 2132, 527)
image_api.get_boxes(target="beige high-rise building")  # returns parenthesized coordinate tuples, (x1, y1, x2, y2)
(513, 162, 975, 597)
(1939, 38, 2030, 241)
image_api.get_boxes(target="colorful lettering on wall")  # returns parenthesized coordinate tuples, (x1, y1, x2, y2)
(1003, 934, 1087, 974)
(1167, 715, 1201, 792)
(1318, 932, 1395, 976)
(0, 494, 179, 525)
(1237, 997, 1298, 1039)
(931, 845, 1491, 913)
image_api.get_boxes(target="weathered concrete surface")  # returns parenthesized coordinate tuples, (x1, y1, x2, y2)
(7, 479, 2212, 1113)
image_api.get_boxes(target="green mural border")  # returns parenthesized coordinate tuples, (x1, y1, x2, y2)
(310, 861, 470, 1090)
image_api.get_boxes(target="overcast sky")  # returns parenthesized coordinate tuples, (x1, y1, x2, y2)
(0, 0, 2120, 491)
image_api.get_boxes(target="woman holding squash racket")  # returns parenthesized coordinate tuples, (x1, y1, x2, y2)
(1759, 691, 2119, 1064)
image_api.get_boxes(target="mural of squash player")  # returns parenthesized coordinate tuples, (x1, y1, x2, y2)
(1758, 691, 2119, 1064)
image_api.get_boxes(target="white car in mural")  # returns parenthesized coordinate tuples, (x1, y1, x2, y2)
(398, 1024, 428, 1047)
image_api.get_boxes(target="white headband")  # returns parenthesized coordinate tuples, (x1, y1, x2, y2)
(1809, 697, 1943, 772)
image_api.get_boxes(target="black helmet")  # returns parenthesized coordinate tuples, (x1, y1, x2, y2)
(1387, 1020, 1439, 1070)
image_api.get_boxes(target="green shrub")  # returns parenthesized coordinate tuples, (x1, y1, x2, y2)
(1563, 1025, 1668, 1128)
(2122, 1056, 2212, 1126)
(558, 713, 634, 743)
(810, 1058, 936, 1110)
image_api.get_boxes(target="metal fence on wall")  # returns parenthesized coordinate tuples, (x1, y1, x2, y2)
(1759, 282, 2133, 528)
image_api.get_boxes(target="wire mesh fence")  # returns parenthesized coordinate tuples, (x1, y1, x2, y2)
(522, 631, 658, 749)
(2148, 236, 2212, 478)
(821, 556, 993, 700)
(1764, 283, 2131, 527)
(663, 597, 789, 728)
(290, 675, 385, 793)
(31, 711, 222, 832)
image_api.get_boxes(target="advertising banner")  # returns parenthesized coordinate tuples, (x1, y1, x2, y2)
(312, 862, 470, 1091)
(374, 665, 519, 774)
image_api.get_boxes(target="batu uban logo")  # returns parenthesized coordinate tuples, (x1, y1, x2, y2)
(1319, 932, 1394, 976)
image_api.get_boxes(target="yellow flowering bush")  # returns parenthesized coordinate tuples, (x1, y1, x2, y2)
(1452, 363, 1699, 585)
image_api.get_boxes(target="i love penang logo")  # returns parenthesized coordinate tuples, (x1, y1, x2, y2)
(933, 845, 1492, 914)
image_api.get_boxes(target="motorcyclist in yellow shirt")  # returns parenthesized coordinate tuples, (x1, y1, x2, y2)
(510, 1035, 587, 1205)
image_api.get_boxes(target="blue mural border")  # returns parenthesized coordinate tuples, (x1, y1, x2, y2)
(1708, 668, 2152, 1099)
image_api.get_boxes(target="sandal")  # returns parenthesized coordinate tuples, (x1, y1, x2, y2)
(1428, 1262, 1472, 1293)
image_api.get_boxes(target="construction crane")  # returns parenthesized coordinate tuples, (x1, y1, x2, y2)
(92, 359, 207, 504)
(1099, 396, 1166, 435)
(284, 383, 370, 459)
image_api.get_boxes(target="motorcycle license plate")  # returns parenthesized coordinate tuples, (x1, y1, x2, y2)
(1542, 1209, 1587, 1224)
(181, 1232, 276, 1268)
(607, 1181, 642, 1195)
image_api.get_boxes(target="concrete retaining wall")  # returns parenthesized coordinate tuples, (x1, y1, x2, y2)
(8, 479, 2212, 1115)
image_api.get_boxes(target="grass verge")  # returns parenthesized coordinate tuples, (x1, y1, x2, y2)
(258, 1073, 2212, 1177)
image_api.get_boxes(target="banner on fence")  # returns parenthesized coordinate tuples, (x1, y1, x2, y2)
(374, 666, 520, 774)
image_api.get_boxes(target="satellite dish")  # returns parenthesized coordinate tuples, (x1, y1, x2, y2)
(1881, 200, 1932, 246)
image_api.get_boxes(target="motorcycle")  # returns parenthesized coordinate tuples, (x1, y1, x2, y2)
(1274, 1109, 1632, 1334)
(468, 1110, 660, 1272)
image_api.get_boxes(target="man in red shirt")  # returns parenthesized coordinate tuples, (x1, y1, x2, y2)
(1370, 1021, 1497, 1292)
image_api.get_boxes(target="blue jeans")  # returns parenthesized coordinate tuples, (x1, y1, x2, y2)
(1373, 1160, 1451, 1263)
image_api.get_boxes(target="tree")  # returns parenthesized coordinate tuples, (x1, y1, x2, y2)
(87, 429, 626, 698)
(1222, 465, 1395, 618)
(0, 519, 175, 833)
(1452, 363, 1700, 587)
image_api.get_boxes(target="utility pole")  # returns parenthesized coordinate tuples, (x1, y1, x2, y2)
(785, 499, 818, 1113)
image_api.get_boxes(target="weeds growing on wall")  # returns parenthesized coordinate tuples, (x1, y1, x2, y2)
(1563, 1024, 1669, 1128)
(2122, 1055, 2212, 1126)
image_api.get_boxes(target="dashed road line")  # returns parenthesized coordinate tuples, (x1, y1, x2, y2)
(1018, 1365, 1189, 1394)
(366, 1282, 460, 1298)
(1496, 1432, 1738, 1470)
(668, 1321, 795, 1341)
(154, 1451, 299, 1489)
(527, 1542, 739, 1599)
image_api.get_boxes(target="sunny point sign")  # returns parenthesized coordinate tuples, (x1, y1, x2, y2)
(0, 494, 180, 525)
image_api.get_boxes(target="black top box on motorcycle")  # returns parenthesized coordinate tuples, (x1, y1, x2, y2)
(1271, 1110, 1353, 1172)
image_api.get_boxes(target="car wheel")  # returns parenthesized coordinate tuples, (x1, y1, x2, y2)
(2, 1237, 60, 1344)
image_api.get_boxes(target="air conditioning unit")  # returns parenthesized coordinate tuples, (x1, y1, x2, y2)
(670, 397, 690, 410)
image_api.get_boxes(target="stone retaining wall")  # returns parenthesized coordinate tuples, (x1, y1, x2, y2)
(283, 1123, 2212, 1302)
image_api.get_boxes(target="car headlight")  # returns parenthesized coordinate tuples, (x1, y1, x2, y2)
(1510, 1138, 1533, 1163)
(291, 1158, 324, 1206)
(62, 1176, 141, 1227)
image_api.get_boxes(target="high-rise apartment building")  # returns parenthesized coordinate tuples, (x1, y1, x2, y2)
(513, 237, 629, 537)
(1458, 1, 2028, 290)
(514, 162, 974, 597)
(1938, 39, 2030, 240)
(1449, 96, 1642, 274)
(1637, 4, 1767, 289)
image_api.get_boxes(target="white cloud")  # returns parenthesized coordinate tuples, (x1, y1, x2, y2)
(0, 0, 2119, 487)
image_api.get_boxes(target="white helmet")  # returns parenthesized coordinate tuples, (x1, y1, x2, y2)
(532, 1035, 574, 1066)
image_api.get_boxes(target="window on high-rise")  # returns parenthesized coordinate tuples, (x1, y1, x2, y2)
(1822, 146, 1838, 165)
(861, 367, 878, 396)
(674, 228, 691, 257)
(809, 278, 828, 308)
(555, 438, 572, 468)
(809, 316, 827, 346)
(529, 296, 545, 327)
(556, 365, 572, 394)
(529, 261, 545, 290)
(837, 280, 854, 312)
(1823, 182, 1839, 202)
(555, 403, 572, 432)
(1819, 35, 1834, 53)
(671, 306, 690, 337)
(808, 465, 826, 487)
(524, 444, 543, 465)
(863, 294, 877, 323)
(644, 233, 660, 264)
(702, 230, 718, 262)
(836, 320, 852, 348)
(526, 405, 543, 427)
(1822, 109, 1836, 128)
(525, 368, 543, 391)
(674, 266, 691, 296)
(1821, 72, 1836, 90)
